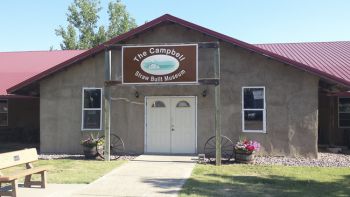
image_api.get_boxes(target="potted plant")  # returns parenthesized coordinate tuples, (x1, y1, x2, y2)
(234, 137, 260, 163)
(81, 134, 104, 159)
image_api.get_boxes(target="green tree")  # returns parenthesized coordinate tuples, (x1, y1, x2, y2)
(55, 0, 137, 50)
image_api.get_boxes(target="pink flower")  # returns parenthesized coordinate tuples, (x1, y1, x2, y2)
(247, 145, 255, 152)
(235, 137, 261, 153)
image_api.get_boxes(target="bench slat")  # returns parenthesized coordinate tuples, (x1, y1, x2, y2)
(0, 191, 14, 196)
(0, 166, 47, 182)
(0, 148, 38, 169)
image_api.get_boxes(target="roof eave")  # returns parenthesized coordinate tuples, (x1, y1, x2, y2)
(7, 15, 170, 94)
(7, 14, 350, 94)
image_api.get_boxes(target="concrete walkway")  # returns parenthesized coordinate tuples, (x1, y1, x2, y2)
(72, 155, 196, 197)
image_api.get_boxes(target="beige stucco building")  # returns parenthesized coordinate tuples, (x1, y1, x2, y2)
(5, 14, 350, 158)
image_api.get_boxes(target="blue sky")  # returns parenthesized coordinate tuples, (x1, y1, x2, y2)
(0, 0, 350, 51)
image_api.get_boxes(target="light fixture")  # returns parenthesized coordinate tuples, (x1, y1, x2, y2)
(202, 89, 207, 97)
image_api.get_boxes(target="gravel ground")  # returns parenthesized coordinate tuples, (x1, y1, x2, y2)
(39, 154, 137, 161)
(253, 152, 350, 167)
(39, 153, 350, 167)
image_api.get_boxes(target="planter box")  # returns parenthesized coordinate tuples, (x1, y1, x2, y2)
(83, 146, 99, 159)
(235, 150, 255, 164)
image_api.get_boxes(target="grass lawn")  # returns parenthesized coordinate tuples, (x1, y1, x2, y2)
(180, 164, 350, 197)
(3, 159, 126, 184)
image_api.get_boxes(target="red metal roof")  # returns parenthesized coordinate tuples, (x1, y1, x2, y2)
(0, 50, 85, 96)
(255, 41, 350, 86)
(5, 14, 350, 94)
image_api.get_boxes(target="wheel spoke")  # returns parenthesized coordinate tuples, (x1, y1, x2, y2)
(222, 139, 229, 146)
(111, 144, 124, 148)
(208, 141, 216, 147)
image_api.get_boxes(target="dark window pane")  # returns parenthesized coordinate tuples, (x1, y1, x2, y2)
(339, 113, 350, 120)
(176, 101, 190, 108)
(339, 120, 350, 127)
(83, 110, 101, 129)
(0, 100, 8, 113)
(339, 112, 350, 127)
(84, 89, 101, 108)
(339, 98, 350, 113)
(244, 110, 263, 130)
(0, 113, 8, 126)
(151, 101, 165, 108)
(244, 88, 264, 109)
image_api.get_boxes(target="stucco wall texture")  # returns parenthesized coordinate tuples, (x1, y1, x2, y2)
(40, 23, 319, 157)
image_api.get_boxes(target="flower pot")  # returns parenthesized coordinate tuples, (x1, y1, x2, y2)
(235, 150, 255, 163)
(83, 146, 98, 159)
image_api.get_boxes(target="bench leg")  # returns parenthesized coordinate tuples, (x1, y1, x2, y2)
(0, 181, 16, 197)
(41, 171, 47, 188)
(24, 174, 32, 187)
(11, 180, 18, 197)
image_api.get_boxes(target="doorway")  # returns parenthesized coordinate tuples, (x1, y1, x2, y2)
(145, 96, 197, 154)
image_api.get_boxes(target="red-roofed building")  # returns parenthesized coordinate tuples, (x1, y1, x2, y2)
(255, 41, 350, 87)
(0, 50, 85, 96)
(0, 50, 84, 144)
(1, 14, 350, 157)
(254, 42, 350, 147)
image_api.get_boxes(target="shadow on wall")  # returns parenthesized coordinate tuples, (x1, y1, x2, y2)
(179, 174, 350, 197)
(0, 128, 39, 143)
(0, 142, 39, 154)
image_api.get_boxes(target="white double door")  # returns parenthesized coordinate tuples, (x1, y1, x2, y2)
(145, 96, 196, 154)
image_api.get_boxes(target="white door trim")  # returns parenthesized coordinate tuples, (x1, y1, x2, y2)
(144, 96, 197, 154)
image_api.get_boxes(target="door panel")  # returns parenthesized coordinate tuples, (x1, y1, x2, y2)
(146, 97, 171, 153)
(171, 97, 196, 154)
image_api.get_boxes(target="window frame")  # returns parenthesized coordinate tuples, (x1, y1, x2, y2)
(0, 99, 8, 127)
(241, 86, 266, 133)
(81, 87, 103, 131)
(338, 97, 350, 128)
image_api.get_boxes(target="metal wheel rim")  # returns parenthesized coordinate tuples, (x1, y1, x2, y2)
(204, 135, 234, 163)
(96, 134, 125, 160)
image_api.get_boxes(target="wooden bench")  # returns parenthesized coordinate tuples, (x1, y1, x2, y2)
(0, 148, 47, 197)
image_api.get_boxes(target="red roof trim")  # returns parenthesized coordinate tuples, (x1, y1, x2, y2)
(0, 95, 39, 99)
(328, 91, 350, 97)
(7, 14, 350, 93)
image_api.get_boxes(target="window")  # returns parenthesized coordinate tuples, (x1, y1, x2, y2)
(0, 100, 8, 126)
(82, 88, 102, 130)
(242, 87, 266, 133)
(339, 97, 350, 128)
(176, 101, 190, 108)
(151, 101, 166, 108)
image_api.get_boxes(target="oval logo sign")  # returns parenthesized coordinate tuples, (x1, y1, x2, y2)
(140, 55, 179, 75)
